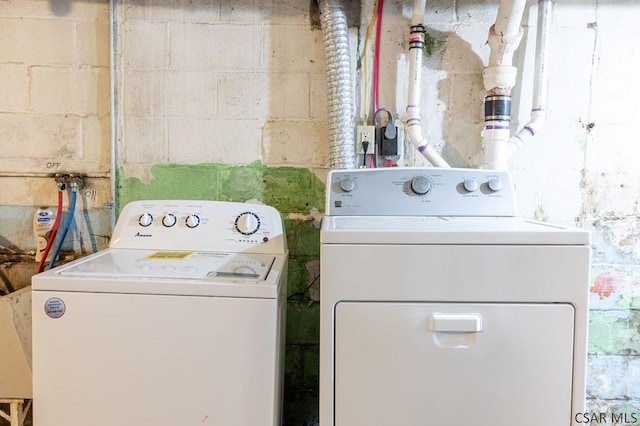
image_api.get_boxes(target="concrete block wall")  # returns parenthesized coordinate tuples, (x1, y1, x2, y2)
(116, 0, 333, 183)
(1, 0, 639, 424)
(0, 0, 113, 263)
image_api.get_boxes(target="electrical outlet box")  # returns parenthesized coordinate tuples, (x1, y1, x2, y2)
(356, 125, 376, 154)
(379, 125, 398, 156)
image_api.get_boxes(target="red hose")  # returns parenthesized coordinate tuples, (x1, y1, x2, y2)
(373, 0, 384, 113)
(36, 189, 64, 274)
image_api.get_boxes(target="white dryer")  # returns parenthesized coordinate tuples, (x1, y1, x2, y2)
(320, 168, 590, 426)
(32, 200, 287, 426)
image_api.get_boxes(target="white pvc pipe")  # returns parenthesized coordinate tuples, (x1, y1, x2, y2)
(509, 0, 553, 153)
(404, 0, 450, 168)
(483, 126, 511, 170)
(494, 0, 528, 43)
(482, 0, 527, 170)
(411, 0, 426, 25)
(407, 33, 422, 109)
(484, 0, 526, 91)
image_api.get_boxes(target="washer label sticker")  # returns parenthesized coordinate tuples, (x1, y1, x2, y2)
(44, 298, 66, 319)
(145, 251, 193, 260)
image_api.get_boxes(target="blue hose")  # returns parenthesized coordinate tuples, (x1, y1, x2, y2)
(49, 185, 77, 270)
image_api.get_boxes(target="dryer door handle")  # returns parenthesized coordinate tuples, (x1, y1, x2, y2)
(427, 313, 483, 333)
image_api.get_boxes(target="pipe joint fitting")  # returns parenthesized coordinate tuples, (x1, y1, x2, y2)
(482, 65, 518, 92)
(409, 25, 425, 50)
(487, 24, 524, 55)
(405, 105, 421, 119)
(484, 95, 512, 122)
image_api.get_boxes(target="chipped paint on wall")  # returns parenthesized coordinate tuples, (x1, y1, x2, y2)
(117, 161, 325, 214)
(587, 264, 640, 413)
(588, 310, 640, 356)
(591, 273, 618, 299)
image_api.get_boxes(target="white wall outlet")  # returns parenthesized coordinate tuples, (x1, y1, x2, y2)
(356, 125, 376, 154)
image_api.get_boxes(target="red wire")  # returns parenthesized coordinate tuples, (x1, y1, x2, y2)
(36, 189, 64, 274)
(373, 0, 384, 113)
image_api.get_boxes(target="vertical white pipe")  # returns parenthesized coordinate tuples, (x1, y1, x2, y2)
(532, 0, 552, 111)
(407, 37, 422, 107)
(411, 0, 426, 25)
(482, 0, 527, 170)
(487, 0, 527, 69)
(509, 0, 553, 152)
(494, 0, 528, 40)
(404, 0, 450, 168)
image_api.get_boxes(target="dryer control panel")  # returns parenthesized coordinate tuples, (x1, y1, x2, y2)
(326, 167, 516, 217)
(109, 200, 286, 254)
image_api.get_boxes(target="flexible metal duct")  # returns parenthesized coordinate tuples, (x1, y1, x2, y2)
(319, 0, 356, 169)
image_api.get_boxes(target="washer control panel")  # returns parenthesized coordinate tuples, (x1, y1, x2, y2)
(110, 200, 286, 253)
(326, 167, 516, 217)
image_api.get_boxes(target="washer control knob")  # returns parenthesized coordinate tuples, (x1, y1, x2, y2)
(410, 176, 432, 195)
(463, 178, 479, 192)
(138, 213, 153, 227)
(488, 178, 503, 192)
(235, 212, 261, 235)
(340, 178, 355, 192)
(162, 213, 177, 227)
(185, 214, 200, 228)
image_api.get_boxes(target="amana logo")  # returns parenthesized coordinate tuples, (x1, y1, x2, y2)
(135, 232, 152, 237)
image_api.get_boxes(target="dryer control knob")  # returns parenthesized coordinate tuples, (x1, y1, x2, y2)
(488, 178, 503, 192)
(162, 213, 177, 227)
(463, 178, 479, 192)
(185, 214, 200, 228)
(235, 212, 261, 235)
(138, 213, 153, 227)
(410, 176, 432, 195)
(340, 178, 355, 192)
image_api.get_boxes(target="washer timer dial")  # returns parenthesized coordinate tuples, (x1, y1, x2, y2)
(235, 212, 261, 235)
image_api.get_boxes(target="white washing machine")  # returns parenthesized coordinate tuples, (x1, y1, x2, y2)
(320, 168, 590, 426)
(32, 200, 287, 426)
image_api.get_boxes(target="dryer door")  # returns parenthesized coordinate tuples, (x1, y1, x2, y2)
(334, 302, 574, 426)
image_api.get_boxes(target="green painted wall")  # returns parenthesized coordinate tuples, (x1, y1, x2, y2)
(117, 162, 325, 215)
(118, 162, 324, 425)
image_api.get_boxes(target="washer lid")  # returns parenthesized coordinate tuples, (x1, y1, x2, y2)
(58, 249, 276, 281)
(33, 249, 285, 298)
(321, 216, 590, 245)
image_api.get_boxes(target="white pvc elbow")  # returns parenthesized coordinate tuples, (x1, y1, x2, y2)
(509, 109, 547, 153)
